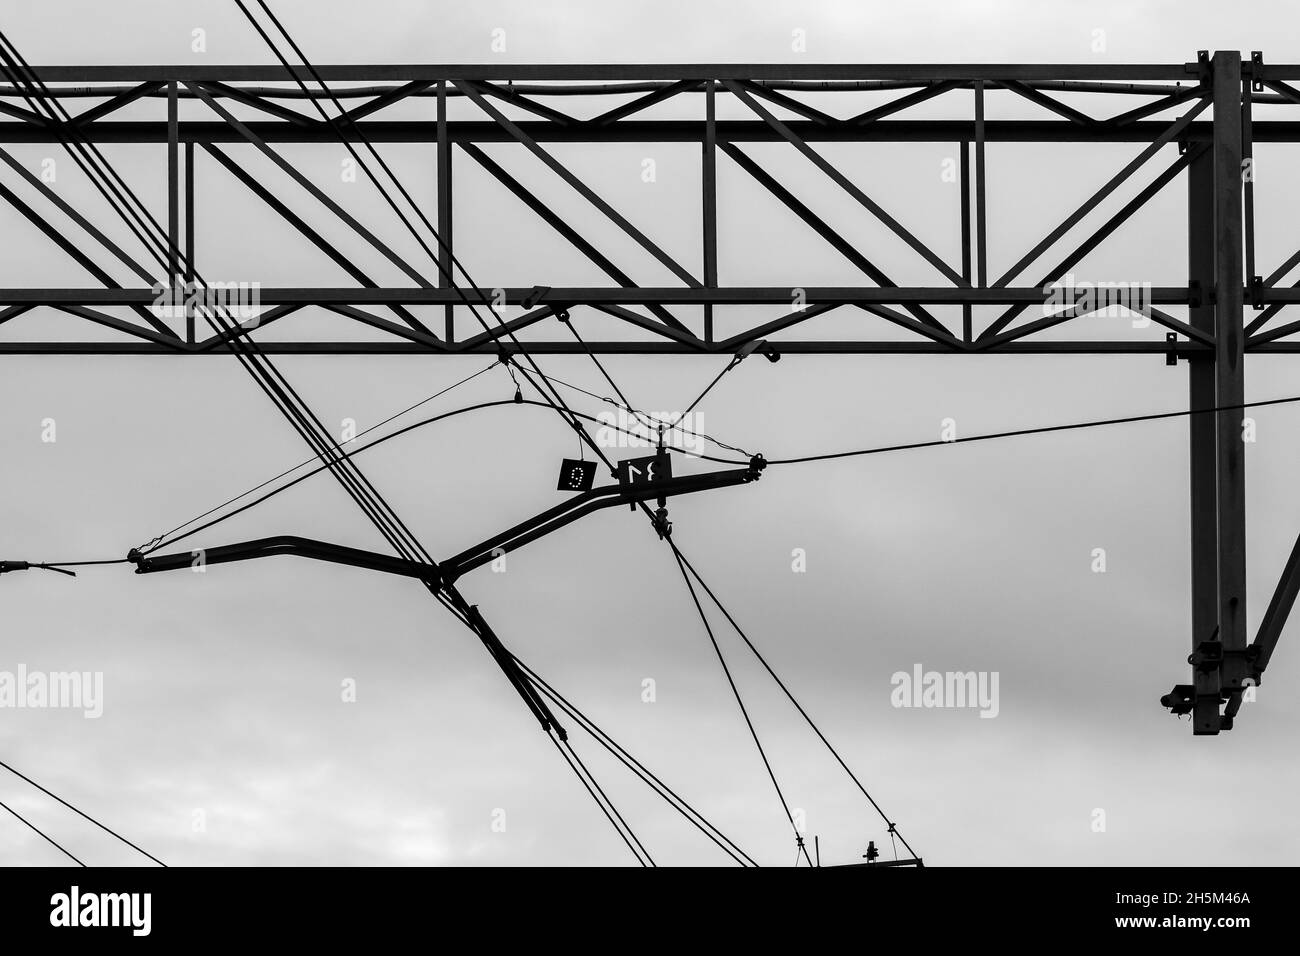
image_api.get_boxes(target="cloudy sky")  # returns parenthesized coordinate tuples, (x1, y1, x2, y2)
(2, 0, 1300, 867)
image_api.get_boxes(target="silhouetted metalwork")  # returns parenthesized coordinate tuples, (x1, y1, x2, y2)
(3, 54, 1297, 734)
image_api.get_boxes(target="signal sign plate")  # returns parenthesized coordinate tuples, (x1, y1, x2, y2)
(557, 458, 597, 492)
(616, 453, 671, 489)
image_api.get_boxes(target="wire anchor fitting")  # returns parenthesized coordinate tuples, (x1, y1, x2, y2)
(0, 560, 77, 578)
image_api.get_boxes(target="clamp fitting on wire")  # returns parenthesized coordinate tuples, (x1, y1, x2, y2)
(0, 560, 76, 578)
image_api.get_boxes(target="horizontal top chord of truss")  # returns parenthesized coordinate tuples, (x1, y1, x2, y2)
(0, 59, 1288, 134)
(0, 64, 1227, 81)
(3, 57, 1300, 145)
(4, 53, 1300, 356)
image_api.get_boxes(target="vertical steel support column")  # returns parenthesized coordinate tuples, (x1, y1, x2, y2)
(1213, 50, 1249, 701)
(437, 80, 453, 342)
(1188, 143, 1220, 734)
(703, 78, 717, 344)
(1242, 61, 1257, 298)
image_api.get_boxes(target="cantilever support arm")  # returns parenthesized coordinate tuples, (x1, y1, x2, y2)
(441, 458, 766, 580)
(129, 535, 442, 583)
(129, 458, 765, 585)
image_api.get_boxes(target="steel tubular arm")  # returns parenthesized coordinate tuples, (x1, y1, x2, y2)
(129, 535, 442, 582)
(444, 464, 765, 579)
(129, 464, 764, 585)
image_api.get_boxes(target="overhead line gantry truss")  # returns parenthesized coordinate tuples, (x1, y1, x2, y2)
(3, 54, 1297, 733)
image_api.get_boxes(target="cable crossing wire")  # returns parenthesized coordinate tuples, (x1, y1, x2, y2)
(0, 757, 165, 866)
(0, 797, 86, 866)
(669, 544, 814, 866)
(512, 654, 758, 866)
(667, 539, 919, 858)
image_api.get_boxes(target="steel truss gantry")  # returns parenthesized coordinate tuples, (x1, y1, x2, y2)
(4, 53, 1300, 733)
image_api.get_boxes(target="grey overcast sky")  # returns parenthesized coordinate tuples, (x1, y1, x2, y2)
(2, 0, 1299, 867)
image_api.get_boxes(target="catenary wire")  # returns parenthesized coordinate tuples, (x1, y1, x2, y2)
(747, 392, 1300, 467)
(136, 361, 497, 552)
(139, 399, 727, 555)
(0, 797, 86, 866)
(0, 758, 166, 866)
(0, 34, 436, 572)
(545, 734, 651, 867)
(235, 1, 653, 862)
(234, 0, 613, 473)
(512, 654, 758, 866)
(668, 538, 918, 858)
(669, 545, 814, 866)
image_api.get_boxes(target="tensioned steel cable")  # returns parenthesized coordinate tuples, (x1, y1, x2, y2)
(231, 3, 657, 863)
(139, 399, 733, 555)
(667, 539, 919, 859)
(688, 392, 1300, 467)
(544, 734, 650, 867)
(522, 267, 887, 859)
(234, 0, 699, 626)
(160, 384, 1300, 565)
(1, 26, 531, 654)
(10, 26, 663, 866)
(552, 305, 900, 860)
(138, 361, 498, 553)
(235, 0, 614, 474)
(0, 33, 446, 581)
(20, 21, 1269, 864)
(512, 654, 757, 866)
(0, 37, 430, 573)
(0, 53, 170, 272)
(223, 4, 657, 626)
(545, 296, 894, 860)
(540, 369, 755, 457)
(561, 735, 656, 866)
(564, 741, 655, 867)
(243, 5, 736, 695)
(0, 758, 165, 866)
(0, 25, 545, 820)
(552, 318, 761, 460)
(670, 546, 814, 867)
(36, 391, 1300, 574)
(557, 317, 650, 426)
(681, 355, 745, 418)
(1, 31, 469, 625)
(0, 797, 85, 866)
(229, 3, 622, 597)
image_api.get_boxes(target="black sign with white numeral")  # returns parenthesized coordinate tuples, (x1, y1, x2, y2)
(556, 458, 597, 492)
(616, 453, 671, 489)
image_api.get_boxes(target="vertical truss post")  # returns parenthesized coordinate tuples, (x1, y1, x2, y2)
(1187, 141, 1220, 734)
(960, 140, 972, 341)
(1212, 50, 1249, 703)
(973, 80, 987, 290)
(437, 79, 453, 343)
(167, 81, 179, 293)
(703, 78, 717, 344)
